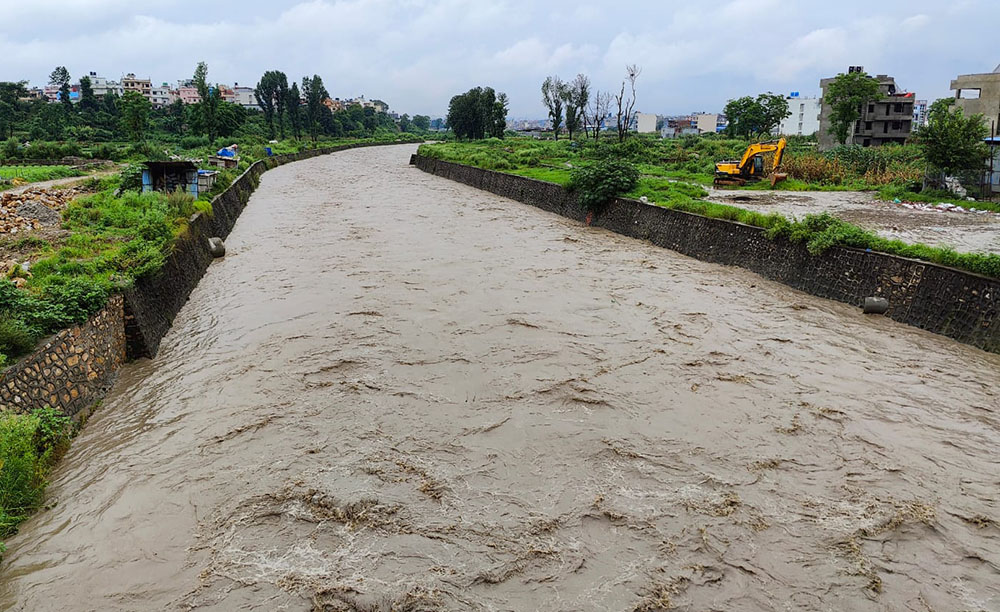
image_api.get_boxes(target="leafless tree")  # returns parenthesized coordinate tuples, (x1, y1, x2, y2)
(587, 90, 611, 142)
(614, 64, 641, 143)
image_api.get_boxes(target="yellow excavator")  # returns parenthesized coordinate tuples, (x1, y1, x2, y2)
(714, 138, 788, 187)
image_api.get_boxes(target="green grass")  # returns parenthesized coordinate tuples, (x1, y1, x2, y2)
(0, 134, 424, 368)
(418, 139, 1000, 280)
(1, 407, 73, 552)
(0, 165, 82, 185)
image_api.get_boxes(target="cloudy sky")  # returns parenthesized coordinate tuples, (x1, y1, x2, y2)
(1, 0, 994, 118)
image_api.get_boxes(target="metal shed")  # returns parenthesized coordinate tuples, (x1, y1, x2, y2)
(142, 161, 199, 197)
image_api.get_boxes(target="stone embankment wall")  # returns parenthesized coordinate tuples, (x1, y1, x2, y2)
(0, 142, 405, 416)
(411, 155, 1000, 354)
(0, 296, 125, 417)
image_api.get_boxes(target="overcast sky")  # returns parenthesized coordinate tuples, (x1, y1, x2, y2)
(1, 0, 995, 118)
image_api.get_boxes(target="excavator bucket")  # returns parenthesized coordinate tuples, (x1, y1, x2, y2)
(770, 172, 788, 188)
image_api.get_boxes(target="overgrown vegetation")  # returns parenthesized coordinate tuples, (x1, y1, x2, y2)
(0, 406, 73, 551)
(0, 165, 82, 185)
(418, 137, 1000, 279)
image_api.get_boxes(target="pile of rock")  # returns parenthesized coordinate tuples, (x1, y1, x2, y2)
(0, 186, 77, 233)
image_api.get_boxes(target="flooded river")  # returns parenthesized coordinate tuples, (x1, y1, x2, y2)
(2, 144, 999, 611)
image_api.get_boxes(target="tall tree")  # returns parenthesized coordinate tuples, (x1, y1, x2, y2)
(48, 66, 70, 88)
(914, 99, 989, 182)
(275, 72, 289, 139)
(824, 70, 882, 145)
(541, 76, 565, 140)
(0, 81, 27, 139)
(120, 90, 151, 142)
(301, 75, 329, 141)
(446, 86, 507, 140)
(78, 76, 97, 112)
(614, 65, 640, 143)
(254, 71, 283, 139)
(562, 74, 590, 141)
(287, 82, 302, 140)
(193, 61, 221, 141)
(587, 90, 611, 142)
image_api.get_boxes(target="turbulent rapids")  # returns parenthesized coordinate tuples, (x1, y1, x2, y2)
(2, 144, 998, 611)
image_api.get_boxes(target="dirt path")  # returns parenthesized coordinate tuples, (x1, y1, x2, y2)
(708, 187, 1000, 254)
(1, 144, 998, 611)
(1, 168, 117, 195)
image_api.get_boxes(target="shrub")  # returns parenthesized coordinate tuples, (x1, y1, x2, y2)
(569, 159, 640, 212)
(0, 407, 73, 540)
(118, 164, 144, 192)
(0, 317, 36, 358)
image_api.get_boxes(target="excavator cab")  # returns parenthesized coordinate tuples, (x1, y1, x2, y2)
(714, 138, 788, 188)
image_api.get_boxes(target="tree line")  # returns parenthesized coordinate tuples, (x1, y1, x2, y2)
(0, 63, 429, 151)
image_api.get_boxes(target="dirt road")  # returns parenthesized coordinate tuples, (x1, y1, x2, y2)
(2, 144, 998, 611)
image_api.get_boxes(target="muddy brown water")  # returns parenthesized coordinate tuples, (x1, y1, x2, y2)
(2, 144, 999, 611)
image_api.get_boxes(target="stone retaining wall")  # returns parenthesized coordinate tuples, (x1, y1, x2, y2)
(411, 155, 1000, 354)
(0, 141, 413, 417)
(0, 295, 125, 416)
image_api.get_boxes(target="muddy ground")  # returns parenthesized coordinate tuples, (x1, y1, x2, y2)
(709, 188, 1000, 255)
(1, 144, 998, 611)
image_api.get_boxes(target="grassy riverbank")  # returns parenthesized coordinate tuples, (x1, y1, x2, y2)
(417, 139, 1000, 279)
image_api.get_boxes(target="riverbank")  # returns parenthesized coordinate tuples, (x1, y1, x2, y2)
(3, 144, 997, 610)
(0, 137, 421, 553)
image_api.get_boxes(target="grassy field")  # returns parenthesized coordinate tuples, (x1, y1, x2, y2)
(417, 138, 1000, 280)
(0, 165, 83, 187)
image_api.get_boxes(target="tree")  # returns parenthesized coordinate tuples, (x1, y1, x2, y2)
(586, 90, 611, 142)
(0, 81, 27, 139)
(193, 61, 222, 141)
(412, 114, 430, 131)
(541, 76, 565, 140)
(561, 74, 590, 141)
(254, 70, 286, 139)
(724, 93, 789, 139)
(824, 70, 882, 145)
(164, 98, 185, 135)
(446, 87, 507, 139)
(398, 113, 411, 132)
(275, 72, 289, 139)
(48, 66, 70, 88)
(78, 76, 97, 113)
(614, 65, 640, 142)
(914, 99, 989, 182)
(120, 90, 151, 142)
(287, 82, 302, 140)
(301, 75, 329, 141)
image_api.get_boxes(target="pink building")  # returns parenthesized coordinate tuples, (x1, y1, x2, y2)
(177, 87, 200, 104)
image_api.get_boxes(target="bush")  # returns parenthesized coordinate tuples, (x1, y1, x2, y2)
(569, 159, 640, 212)
(180, 136, 210, 150)
(0, 317, 36, 358)
(118, 164, 144, 192)
(0, 407, 73, 541)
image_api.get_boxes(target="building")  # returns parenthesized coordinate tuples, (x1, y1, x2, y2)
(122, 73, 152, 99)
(778, 94, 821, 136)
(83, 72, 121, 97)
(694, 113, 719, 135)
(177, 87, 200, 105)
(232, 85, 259, 110)
(950, 65, 1000, 129)
(819, 67, 914, 149)
(323, 98, 344, 112)
(636, 112, 657, 134)
(150, 85, 172, 108)
(913, 100, 929, 128)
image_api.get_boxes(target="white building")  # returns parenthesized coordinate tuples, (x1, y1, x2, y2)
(778, 95, 821, 136)
(913, 100, 929, 128)
(694, 113, 719, 134)
(636, 112, 657, 134)
(84, 72, 122, 97)
(233, 85, 259, 110)
(150, 85, 172, 108)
